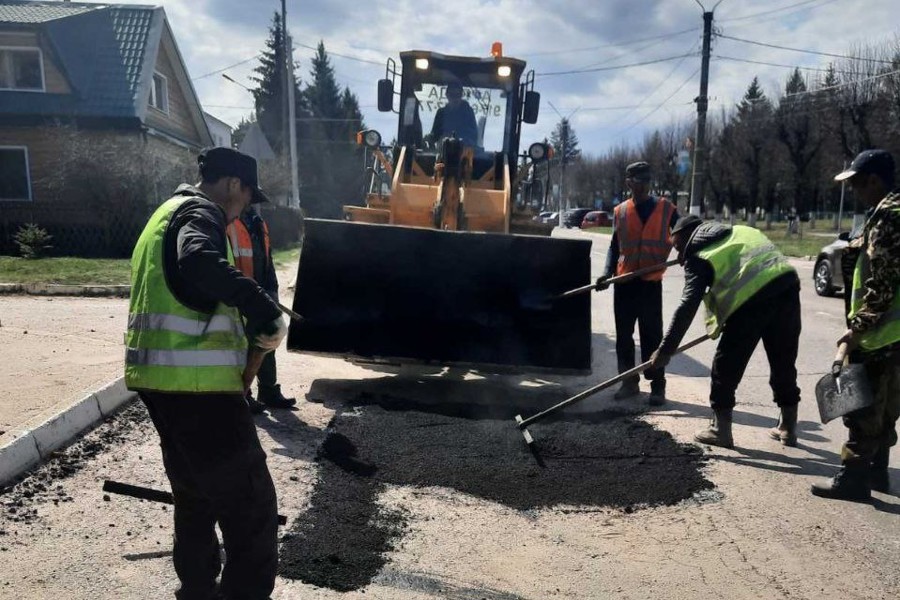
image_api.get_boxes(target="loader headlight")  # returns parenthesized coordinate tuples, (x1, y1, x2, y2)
(415, 58, 429, 70)
(497, 65, 512, 78)
(528, 142, 549, 162)
(357, 129, 382, 148)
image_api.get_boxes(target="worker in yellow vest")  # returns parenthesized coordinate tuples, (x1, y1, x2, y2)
(125, 147, 285, 598)
(648, 214, 801, 449)
(597, 161, 678, 404)
(227, 207, 296, 413)
(812, 149, 900, 501)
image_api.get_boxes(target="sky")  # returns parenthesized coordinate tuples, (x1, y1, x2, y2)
(113, 0, 898, 157)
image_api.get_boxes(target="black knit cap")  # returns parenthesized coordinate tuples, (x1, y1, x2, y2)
(198, 147, 270, 204)
(671, 214, 703, 235)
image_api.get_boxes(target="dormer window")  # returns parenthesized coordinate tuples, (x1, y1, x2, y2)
(149, 71, 169, 113)
(0, 47, 44, 92)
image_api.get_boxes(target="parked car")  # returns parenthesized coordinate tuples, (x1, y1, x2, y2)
(813, 224, 863, 297)
(533, 211, 553, 222)
(563, 208, 593, 228)
(580, 211, 612, 229)
(542, 211, 559, 224)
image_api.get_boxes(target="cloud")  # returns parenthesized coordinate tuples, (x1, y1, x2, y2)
(114, 0, 898, 157)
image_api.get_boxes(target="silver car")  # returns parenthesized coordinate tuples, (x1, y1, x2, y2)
(813, 225, 863, 297)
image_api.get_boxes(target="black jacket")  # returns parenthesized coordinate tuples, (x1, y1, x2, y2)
(658, 222, 799, 354)
(162, 185, 281, 335)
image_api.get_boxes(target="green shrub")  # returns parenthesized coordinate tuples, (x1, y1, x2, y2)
(14, 223, 53, 259)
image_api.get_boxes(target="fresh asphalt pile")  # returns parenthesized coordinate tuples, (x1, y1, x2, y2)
(279, 377, 713, 591)
(0, 402, 150, 526)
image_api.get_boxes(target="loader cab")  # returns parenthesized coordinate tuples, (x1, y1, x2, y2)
(378, 48, 540, 182)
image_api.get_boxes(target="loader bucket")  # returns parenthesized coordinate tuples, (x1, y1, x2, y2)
(287, 219, 592, 374)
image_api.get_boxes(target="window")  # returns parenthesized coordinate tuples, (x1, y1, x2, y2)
(0, 147, 32, 201)
(0, 47, 44, 91)
(149, 71, 168, 113)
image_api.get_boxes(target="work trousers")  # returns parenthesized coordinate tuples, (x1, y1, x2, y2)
(140, 391, 278, 600)
(255, 350, 279, 393)
(842, 356, 900, 465)
(709, 284, 802, 411)
(614, 279, 664, 382)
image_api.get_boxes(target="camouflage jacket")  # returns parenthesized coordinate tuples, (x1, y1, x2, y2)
(849, 190, 900, 337)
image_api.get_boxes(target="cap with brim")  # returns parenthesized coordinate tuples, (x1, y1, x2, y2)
(198, 146, 270, 203)
(671, 214, 703, 235)
(625, 161, 652, 183)
(834, 149, 895, 183)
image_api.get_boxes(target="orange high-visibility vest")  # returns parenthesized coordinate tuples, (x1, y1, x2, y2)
(225, 217, 270, 281)
(614, 197, 675, 281)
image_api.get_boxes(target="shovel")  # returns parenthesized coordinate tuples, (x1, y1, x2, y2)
(520, 259, 679, 312)
(515, 333, 711, 444)
(814, 342, 875, 424)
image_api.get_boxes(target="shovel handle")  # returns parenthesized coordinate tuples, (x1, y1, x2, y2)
(556, 258, 679, 300)
(832, 342, 849, 377)
(517, 333, 711, 429)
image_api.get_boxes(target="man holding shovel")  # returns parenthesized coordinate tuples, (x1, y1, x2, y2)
(125, 147, 287, 598)
(598, 161, 678, 404)
(647, 215, 801, 449)
(812, 149, 900, 501)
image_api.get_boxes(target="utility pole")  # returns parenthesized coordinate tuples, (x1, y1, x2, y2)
(282, 0, 299, 208)
(688, 10, 713, 217)
(561, 119, 569, 215)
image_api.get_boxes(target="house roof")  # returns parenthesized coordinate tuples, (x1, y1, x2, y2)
(0, 2, 211, 145)
(0, 0, 101, 23)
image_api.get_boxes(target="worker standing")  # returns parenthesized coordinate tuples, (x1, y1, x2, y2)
(125, 147, 286, 599)
(597, 161, 678, 404)
(648, 215, 801, 449)
(812, 149, 900, 501)
(227, 206, 297, 414)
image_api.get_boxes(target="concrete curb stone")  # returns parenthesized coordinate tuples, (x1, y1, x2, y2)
(0, 284, 131, 297)
(0, 377, 137, 486)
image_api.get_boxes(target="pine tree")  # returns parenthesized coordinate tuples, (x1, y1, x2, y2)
(250, 13, 290, 153)
(550, 118, 581, 164)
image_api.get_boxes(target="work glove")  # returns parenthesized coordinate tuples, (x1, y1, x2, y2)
(253, 315, 287, 351)
(595, 275, 612, 291)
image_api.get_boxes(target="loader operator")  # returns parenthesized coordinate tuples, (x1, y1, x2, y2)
(227, 206, 297, 414)
(125, 147, 286, 600)
(430, 81, 478, 148)
(648, 214, 801, 449)
(812, 149, 900, 501)
(596, 161, 678, 405)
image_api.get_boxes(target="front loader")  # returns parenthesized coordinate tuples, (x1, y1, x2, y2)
(287, 44, 592, 374)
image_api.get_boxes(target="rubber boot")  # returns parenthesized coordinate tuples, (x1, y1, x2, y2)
(694, 408, 734, 449)
(648, 380, 666, 406)
(870, 447, 890, 493)
(768, 404, 798, 447)
(613, 377, 640, 400)
(258, 384, 297, 409)
(810, 464, 871, 501)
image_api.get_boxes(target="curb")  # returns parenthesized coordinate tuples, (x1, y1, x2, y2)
(0, 283, 130, 297)
(0, 377, 137, 486)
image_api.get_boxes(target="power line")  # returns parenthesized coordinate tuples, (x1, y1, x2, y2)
(718, 0, 825, 22)
(615, 67, 701, 138)
(714, 54, 865, 74)
(716, 34, 896, 64)
(536, 52, 700, 77)
(525, 27, 699, 57)
(615, 41, 700, 124)
(293, 42, 383, 66)
(192, 54, 261, 80)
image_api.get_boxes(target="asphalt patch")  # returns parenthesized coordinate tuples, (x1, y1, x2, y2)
(0, 401, 149, 525)
(279, 379, 713, 591)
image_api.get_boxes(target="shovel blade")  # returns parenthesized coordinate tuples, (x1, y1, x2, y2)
(814, 364, 875, 424)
